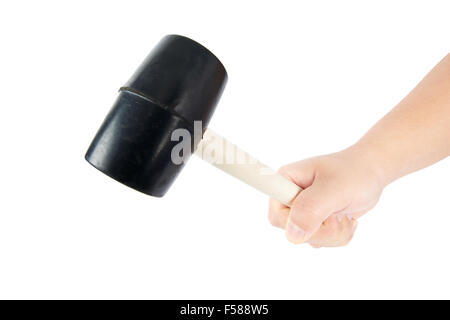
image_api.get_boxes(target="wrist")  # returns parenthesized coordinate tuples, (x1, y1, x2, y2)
(343, 142, 392, 189)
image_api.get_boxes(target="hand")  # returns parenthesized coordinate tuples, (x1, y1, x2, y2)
(268, 147, 384, 247)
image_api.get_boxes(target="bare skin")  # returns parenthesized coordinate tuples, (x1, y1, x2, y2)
(268, 53, 450, 248)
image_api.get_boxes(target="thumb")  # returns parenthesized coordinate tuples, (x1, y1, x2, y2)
(285, 180, 346, 244)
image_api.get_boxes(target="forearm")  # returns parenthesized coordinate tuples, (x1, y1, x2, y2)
(351, 54, 450, 186)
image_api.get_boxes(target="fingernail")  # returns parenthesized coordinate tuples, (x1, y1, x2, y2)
(336, 215, 343, 223)
(346, 214, 352, 222)
(286, 220, 306, 243)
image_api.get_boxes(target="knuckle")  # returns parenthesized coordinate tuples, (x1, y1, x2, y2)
(322, 225, 335, 237)
(338, 232, 354, 247)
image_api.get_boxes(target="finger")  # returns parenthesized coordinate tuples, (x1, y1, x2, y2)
(285, 181, 348, 244)
(271, 158, 340, 233)
(278, 159, 316, 189)
(334, 205, 376, 220)
(307, 214, 342, 243)
(308, 215, 358, 248)
(268, 160, 315, 229)
(268, 198, 290, 229)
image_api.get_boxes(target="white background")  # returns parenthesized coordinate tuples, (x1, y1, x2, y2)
(0, 0, 449, 299)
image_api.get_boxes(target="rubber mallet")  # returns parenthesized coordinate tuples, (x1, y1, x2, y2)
(85, 35, 301, 206)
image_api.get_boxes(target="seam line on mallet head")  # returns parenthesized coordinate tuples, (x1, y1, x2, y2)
(119, 86, 196, 131)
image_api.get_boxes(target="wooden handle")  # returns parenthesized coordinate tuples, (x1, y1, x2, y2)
(194, 129, 301, 206)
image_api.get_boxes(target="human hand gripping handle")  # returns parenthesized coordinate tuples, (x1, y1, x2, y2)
(195, 129, 359, 247)
(195, 129, 358, 248)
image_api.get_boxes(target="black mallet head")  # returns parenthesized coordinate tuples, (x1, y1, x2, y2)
(85, 35, 227, 197)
